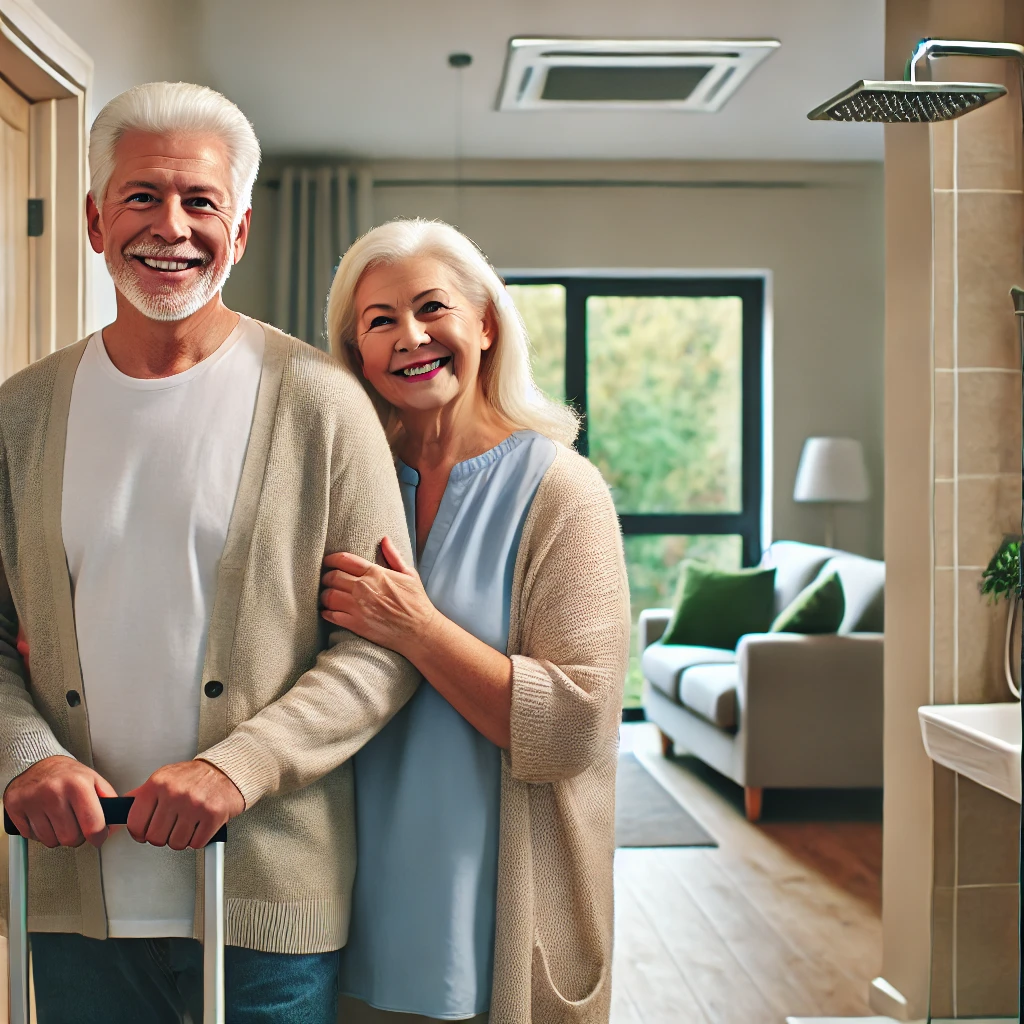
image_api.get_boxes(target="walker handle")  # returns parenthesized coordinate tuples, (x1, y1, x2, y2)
(3, 796, 227, 843)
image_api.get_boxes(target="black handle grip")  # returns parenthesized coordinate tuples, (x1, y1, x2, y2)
(97, 796, 134, 825)
(5, 796, 226, 844)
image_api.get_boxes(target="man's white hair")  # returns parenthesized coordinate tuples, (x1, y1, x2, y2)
(327, 218, 580, 448)
(89, 82, 261, 224)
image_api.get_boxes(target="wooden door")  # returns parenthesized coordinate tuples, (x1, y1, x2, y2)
(0, 75, 29, 382)
(0, 76, 32, 1024)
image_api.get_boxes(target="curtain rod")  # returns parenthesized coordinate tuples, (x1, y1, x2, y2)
(261, 177, 820, 191)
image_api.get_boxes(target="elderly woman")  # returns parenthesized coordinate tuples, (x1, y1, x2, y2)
(320, 219, 630, 1024)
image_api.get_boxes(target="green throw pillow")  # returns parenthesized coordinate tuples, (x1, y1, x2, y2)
(770, 570, 846, 634)
(661, 560, 777, 651)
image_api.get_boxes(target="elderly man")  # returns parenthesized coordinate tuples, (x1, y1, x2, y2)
(0, 82, 417, 1023)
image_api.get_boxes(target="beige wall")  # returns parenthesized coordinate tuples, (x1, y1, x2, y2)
(879, 0, 1023, 1019)
(226, 158, 885, 557)
(878, 110, 936, 1024)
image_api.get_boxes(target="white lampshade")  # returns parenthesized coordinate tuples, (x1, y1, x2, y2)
(793, 437, 871, 503)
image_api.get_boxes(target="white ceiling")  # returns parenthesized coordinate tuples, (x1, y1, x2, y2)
(195, 0, 885, 162)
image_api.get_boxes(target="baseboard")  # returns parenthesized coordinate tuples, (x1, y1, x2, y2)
(869, 976, 923, 1021)
(785, 1018, 1015, 1024)
(785, 1017, 907, 1023)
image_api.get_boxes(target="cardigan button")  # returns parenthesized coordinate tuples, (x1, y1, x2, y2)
(65, 690, 81, 707)
(204, 680, 224, 698)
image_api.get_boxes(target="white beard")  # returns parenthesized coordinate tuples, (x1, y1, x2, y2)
(107, 247, 234, 322)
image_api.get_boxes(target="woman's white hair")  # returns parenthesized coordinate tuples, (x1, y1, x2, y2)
(89, 82, 261, 225)
(326, 218, 580, 448)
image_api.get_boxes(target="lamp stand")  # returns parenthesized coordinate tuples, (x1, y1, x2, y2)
(823, 503, 837, 549)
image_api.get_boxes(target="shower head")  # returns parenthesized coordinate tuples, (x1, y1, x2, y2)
(808, 38, 1024, 124)
(808, 80, 1005, 123)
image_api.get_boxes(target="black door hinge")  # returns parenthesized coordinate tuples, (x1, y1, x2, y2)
(27, 199, 44, 237)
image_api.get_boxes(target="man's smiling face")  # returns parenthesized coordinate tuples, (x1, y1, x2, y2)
(87, 130, 249, 322)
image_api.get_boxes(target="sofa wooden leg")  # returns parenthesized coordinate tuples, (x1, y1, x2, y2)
(658, 729, 674, 758)
(744, 786, 763, 823)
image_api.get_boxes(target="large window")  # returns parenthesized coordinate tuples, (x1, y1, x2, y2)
(506, 277, 765, 710)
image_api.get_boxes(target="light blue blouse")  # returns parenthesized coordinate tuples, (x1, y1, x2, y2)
(338, 430, 556, 1020)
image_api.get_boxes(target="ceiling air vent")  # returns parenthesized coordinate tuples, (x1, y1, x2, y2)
(497, 38, 780, 112)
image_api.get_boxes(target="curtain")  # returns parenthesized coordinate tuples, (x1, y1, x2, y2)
(273, 165, 355, 351)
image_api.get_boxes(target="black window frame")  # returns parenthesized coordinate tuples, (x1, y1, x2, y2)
(504, 274, 766, 568)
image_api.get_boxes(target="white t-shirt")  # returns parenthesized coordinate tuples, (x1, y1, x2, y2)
(62, 315, 264, 937)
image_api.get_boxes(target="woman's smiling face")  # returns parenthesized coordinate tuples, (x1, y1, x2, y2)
(353, 256, 495, 414)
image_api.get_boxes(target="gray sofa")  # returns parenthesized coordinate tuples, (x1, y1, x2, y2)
(641, 541, 884, 821)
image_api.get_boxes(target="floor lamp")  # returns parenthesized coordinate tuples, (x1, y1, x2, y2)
(793, 437, 870, 549)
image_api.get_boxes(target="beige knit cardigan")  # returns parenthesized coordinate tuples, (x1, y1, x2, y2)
(491, 443, 630, 1024)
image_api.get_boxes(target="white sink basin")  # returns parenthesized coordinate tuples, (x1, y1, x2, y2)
(919, 703, 1022, 803)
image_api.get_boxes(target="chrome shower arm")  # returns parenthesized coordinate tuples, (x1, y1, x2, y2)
(906, 38, 1024, 82)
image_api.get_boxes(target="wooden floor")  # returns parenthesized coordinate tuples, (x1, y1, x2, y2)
(612, 724, 883, 1024)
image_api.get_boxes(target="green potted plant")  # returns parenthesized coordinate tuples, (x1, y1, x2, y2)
(980, 535, 1022, 698)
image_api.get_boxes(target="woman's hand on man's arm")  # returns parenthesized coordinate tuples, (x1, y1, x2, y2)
(321, 536, 438, 655)
(321, 537, 513, 748)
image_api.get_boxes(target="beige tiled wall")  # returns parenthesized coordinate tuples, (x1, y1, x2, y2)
(927, 7, 1024, 1017)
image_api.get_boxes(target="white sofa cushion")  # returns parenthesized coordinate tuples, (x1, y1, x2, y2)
(679, 664, 741, 729)
(641, 642, 736, 702)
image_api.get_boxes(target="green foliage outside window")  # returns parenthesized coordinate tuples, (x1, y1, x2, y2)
(587, 295, 742, 514)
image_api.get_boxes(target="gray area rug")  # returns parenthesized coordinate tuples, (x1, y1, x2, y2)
(615, 753, 717, 848)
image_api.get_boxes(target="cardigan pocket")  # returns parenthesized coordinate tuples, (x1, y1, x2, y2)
(531, 936, 609, 1020)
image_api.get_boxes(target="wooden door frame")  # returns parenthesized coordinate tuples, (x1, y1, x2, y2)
(0, 0, 91, 361)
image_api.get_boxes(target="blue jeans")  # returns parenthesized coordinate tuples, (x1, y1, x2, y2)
(30, 933, 339, 1024)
